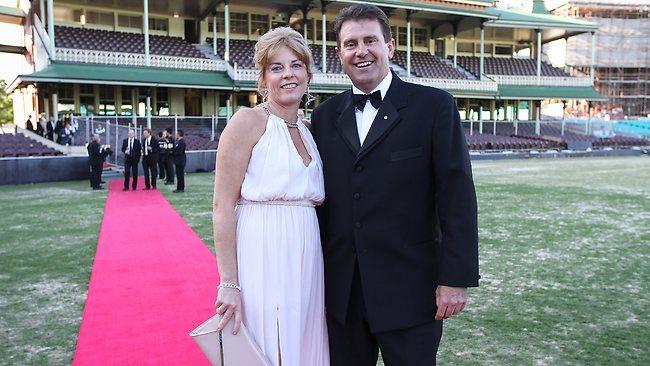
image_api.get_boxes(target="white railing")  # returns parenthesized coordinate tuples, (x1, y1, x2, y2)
(56, 48, 228, 72)
(224, 67, 497, 93)
(403, 76, 498, 93)
(488, 74, 594, 87)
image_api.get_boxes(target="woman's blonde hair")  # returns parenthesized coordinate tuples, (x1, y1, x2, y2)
(253, 26, 314, 97)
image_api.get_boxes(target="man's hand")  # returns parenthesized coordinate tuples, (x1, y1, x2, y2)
(435, 285, 467, 320)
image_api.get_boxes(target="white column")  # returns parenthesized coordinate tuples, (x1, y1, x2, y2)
(478, 23, 485, 80)
(303, 11, 308, 40)
(39, 0, 45, 21)
(536, 30, 541, 84)
(453, 36, 457, 68)
(51, 91, 58, 120)
(143, 0, 150, 66)
(47, 0, 55, 61)
(321, 12, 327, 73)
(406, 11, 412, 76)
(213, 16, 217, 55)
(586, 101, 592, 134)
(224, 1, 230, 62)
(590, 32, 596, 81)
(146, 95, 151, 128)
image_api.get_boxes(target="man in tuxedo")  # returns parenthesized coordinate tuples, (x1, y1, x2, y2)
(46, 116, 56, 141)
(25, 115, 35, 132)
(311, 5, 479, 365)
(164, 127, 175, 185)
(121, 129, 141, 191)
(172, 129, 186, 193)
(87, 133, 109, 190)
(157, 131, 166, 181)
(141, 128, 159, 190)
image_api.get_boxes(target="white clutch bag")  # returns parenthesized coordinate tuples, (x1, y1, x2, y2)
(190, 314, 272, 366)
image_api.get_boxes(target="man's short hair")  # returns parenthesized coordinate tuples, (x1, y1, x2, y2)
(144, 128, 152, 134)
(177, 129, 184, 137)
(158, 131, 163, 137)
(333, 4, 392, 46)
(165, 127, 173, 134)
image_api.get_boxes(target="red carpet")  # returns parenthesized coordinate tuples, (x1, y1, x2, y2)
(72, 178, 217, 365)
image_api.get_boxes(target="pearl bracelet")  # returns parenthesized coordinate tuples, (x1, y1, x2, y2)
(218, 282, 242, 292)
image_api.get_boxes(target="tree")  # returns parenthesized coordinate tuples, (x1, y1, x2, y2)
(0, 81, 14, 124)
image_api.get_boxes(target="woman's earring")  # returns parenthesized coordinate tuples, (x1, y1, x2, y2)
(305, 84, 315, 106)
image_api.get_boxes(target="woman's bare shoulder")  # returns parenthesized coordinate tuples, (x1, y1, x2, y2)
(220, 107, 268, 144)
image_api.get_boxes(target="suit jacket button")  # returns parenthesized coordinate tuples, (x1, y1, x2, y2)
(354, 221, 362, 229)
(355, 165, 363, 172)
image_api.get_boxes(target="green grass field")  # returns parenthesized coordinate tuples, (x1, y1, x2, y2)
(1, 156, 648, 365)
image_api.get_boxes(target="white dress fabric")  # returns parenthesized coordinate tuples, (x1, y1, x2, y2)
(235, 112, 329, 366)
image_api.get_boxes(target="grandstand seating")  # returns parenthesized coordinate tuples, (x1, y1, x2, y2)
(207, 38, 256, 68)
(393, 51, 468, 79)
(463, 121, 648, 150)
(55, 26, 205, 58)
(206, 39, 468, 78)
(453, 56, 570, 78)
(308, 44, 343, 74)
(0, 133, 63, 157)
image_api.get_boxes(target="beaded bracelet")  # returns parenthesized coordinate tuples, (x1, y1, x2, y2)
(218, 282, 242, 292)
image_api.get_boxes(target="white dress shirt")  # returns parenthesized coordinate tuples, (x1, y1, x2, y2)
(352, 71, 393, 146)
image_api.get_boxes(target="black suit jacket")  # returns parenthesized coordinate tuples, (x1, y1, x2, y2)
(312, 73, 479, 333)
(141, 136, 159, 161)
(87, 141, 103, 166)
(121, 138, 142, 164)
(173, 138, 186, 165)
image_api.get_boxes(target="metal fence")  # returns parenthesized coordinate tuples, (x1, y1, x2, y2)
(460, 119, 595, 137)
(73, 115, 229, 166)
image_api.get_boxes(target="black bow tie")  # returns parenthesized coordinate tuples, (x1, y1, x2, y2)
(354, 90, 382, 111)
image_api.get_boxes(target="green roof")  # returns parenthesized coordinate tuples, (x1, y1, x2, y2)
(9, 62, 233, 91)
(485, 7, 598, 31)
(331, 0, 497, 19)
(498, 85, 606, 101)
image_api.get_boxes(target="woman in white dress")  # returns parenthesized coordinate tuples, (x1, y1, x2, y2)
(212, 27, 329, 366)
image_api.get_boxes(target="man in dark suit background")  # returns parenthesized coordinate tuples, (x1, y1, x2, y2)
(311, 5, 479, 365)
(121, 129, 141, 191)
(46, 116, 56, 141)
(87, 133, 109, 190)
(164, 127, 175, 185)
(141, 128, 159, 190)
(172, 129, 186, 193)
(157, 131, 167, 181)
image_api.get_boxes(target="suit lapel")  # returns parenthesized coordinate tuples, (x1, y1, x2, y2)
(356, 73, 409, 162)
(334, 90, 361, 154)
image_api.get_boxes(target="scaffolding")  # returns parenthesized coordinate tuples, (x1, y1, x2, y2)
(555, 1, 650, 117)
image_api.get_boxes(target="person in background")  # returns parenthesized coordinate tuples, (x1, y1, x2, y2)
(36, 113, 46, 137)
(164, 127, 175, 185)
(46, 116, 56, 141)
(25, 115, 35, 132)
(141, 128, 159, 190)
(59, 122, 73, 145)
(87, 133, 110, 190)
(172, 129, 186, 193)
(55, 117, 64, 144)
(157, 131, 167, 181)
(121, 129, 142, 191)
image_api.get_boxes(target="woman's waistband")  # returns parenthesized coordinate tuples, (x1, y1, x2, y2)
(237, 199, 315, 208)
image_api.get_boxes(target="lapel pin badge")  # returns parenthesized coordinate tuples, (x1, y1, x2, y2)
(383, 115, 388, 120)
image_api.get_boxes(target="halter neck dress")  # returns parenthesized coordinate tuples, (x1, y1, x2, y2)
(234, 111, 329, 366)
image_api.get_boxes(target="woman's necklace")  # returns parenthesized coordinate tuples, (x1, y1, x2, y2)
(262, 104, 299, 129)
